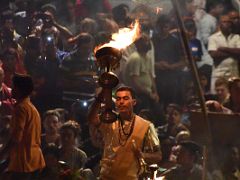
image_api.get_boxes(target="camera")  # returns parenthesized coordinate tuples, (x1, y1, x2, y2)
(43, 33, 55, 46)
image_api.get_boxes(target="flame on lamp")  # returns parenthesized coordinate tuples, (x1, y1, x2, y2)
(94, 20, 141, 52)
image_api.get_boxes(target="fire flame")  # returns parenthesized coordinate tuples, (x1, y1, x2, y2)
(94, 20, 141, 52)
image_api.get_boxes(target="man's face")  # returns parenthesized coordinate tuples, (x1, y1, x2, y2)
(176, 146, 194, 166)
(186, 1, 197, 15)
(115, 90, 136, 115)
(167, 109, 181, 125)
(44, 115, 60, 134)
(214, 4, 224, 16)
(220, 16, 232, 34)
(215, 85, 229, 100)
(229, 11, 240, 25)
(158, 23, 170, 36)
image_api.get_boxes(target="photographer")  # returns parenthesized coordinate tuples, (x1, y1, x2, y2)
(31, 30, 64, 114)
(31, 10, 73, 50)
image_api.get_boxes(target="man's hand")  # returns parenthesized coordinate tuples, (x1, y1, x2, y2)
(155, 61, 171, 70)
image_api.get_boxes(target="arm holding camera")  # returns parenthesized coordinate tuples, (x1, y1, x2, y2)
(44, 11, 73, 39)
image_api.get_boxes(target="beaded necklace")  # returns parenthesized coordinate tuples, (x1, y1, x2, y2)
(118, 114, 136, 146)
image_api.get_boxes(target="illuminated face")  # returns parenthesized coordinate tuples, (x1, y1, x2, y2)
(215, 85, 229, 101)
(167, 109, 181, 125)
(44, 115, 60, 134)
(115, 90, 136, 115)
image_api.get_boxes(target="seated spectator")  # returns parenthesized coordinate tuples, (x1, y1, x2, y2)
(223, 77, 240, 113)
(59, 120, 96, 179)
(59, 120, 87, 170)
(158, 104, 189, 139)
(162, 141, 212, 180)
(41, 110, 61, 150)
(169, 131, 191, 164)
(214, 77, 230, 105)
(40, 144, 61, 179)
(158, 104, 189, 166)
(54, 108, 69, 125)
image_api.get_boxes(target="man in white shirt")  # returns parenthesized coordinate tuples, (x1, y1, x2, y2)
(196, 1, 224, 91)
(208, 15, 240, 93)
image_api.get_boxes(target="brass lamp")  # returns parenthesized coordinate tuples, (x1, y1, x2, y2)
(95, 46, 122, 123)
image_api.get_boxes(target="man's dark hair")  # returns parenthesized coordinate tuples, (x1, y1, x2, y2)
(116, 86, 136, 99)
(206, 1, 223, 13)
(215, 77, 228, 88)
(167, 103, 182, 114)
(156, 14, 170, 27)
(228, 77, 240, 90)
(60, 120, 81, 138)
(180, 140, 202, 162)
(112, 3, 129, 22)
(12, 74, 34, 98)
(43, 110, 61, 121)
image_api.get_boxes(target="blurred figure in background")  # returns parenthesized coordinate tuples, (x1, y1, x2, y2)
(75, 0, 112, 21)
(228, 10, 240, 35)
(112, 3, 132, 28)
(0, 74, 45, 180)
(0, 67, 14, 116)
(196, 1, 224, 90)
(163, 141, 212, 180)
(41, 110, 61, 150)
(208, 15, 240, 93)
(123, 33, 159, 112)
(214, 77, 230, 105)
(212, 146, 240, 180)
(223, 77, 240, 113)
(153, 14, 185, 109)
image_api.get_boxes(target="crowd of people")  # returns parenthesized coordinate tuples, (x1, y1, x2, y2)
(0, 0, 239, 179)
